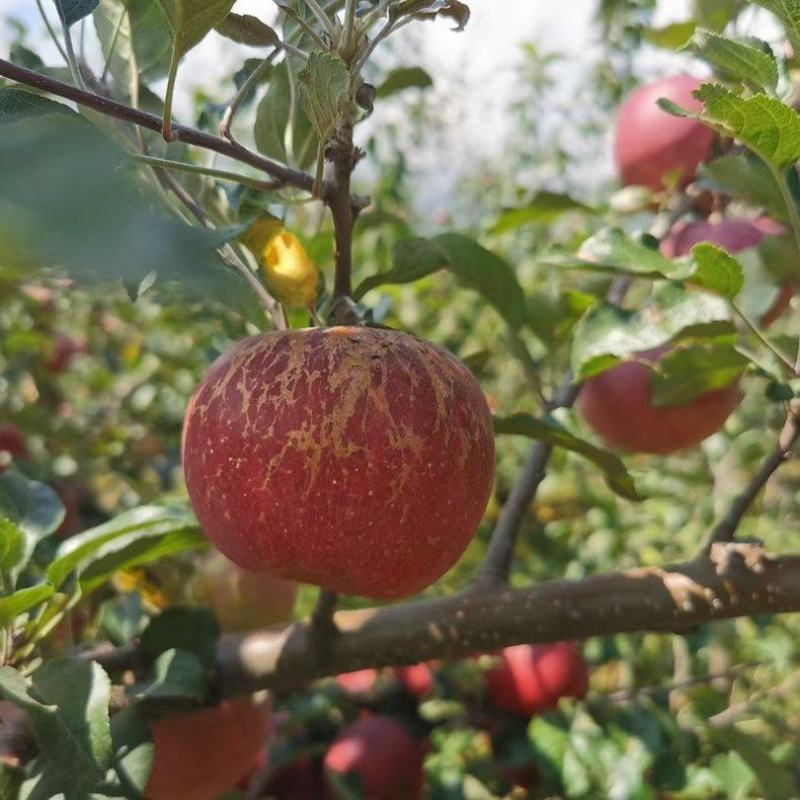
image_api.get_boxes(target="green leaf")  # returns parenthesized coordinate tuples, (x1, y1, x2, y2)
(664, 83, 800, 170)
(0, 585, 55, 627)
(0, 517, 25, 574)
(140, 608, 219, 671)
(752, 0, 800, 61)
(136, 649, 207, 704)
(650, 341, 748, 405)
(0, 470, 64, 584)
(93, 0, 173, 95)
(297, 51, 350, 145)
(155, 0, 235, 57)
(110, 707, 154, 795)
(431, 233, 529, 330)
(687, 29, 778, 92)
(694, 0, 746, 32)
(711, 726, 796, 800)
(47, 505, 199, 590)
(571, 286, 734, 379)
(700, 154, 789, 221)
(0, 88, 75, 127)
(55, 0, 100, 27)
(710, 751, 755, 799)
(354, 237, 447, 299)
(0, 114, 259, 316)
(133, 649, 207, 705)
(643, 20, 697, 49)
(494, 414, 641, 500)
(254, 60, 317, 170)
(491, 192, 595, 234)
(376, 66, 433, 98)
(688, 243, 744, 298)
(3, 659, 113, 796)
(215, 13, 280, 47)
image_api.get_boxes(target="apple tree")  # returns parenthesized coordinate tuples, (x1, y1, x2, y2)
(0, 0, 800, 796)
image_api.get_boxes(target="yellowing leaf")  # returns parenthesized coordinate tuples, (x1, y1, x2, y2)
(241, 217, 320, 310)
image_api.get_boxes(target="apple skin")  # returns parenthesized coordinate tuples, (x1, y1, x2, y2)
(182, 326, 495, 600)
(187, 550, 297, 633)
(485, 642, 588, 718)
(263, 754, 329, 799)
(146, 696, 271, 800)
(578, 345, 741, 455)
(0, 425, 29, 473)
(615, 75, 715, 192)
(324, 715, 427, 800)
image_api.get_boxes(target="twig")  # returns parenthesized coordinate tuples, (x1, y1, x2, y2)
(219, 53, 278, 143)
(129, 153, 282, 192)
(708, 668, 800, 728)
(57, 11, 87, 91)
(732, 301, 797, 376)
(474, 378, 581, 587)
(705, 407, 800, 547)
(311, 589, 339, 638)
(328, 117, 357, 301)
(0, 59, 326, 198)
(34, 0, 69, 65)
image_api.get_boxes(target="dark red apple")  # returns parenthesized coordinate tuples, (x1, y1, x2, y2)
(324, 715, 427, 800)
(146, 696, 271, 800)
(578, 345, 741, 455)
(45, 333, 86, 374)
(0, 425, 29, 474)
(485, 642, 588, 718)
(187, 550, 297, 632)
(182, 326, 495, 600)
(615, 75, 715, 192)
(263, 754, 329, 799)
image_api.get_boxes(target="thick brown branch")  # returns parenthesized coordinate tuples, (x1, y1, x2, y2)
(0, 58, 323, 197)
(204, 544, 800, 695)
(706, 408, 800, 547)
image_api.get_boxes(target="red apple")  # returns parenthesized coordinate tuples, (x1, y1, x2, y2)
(394, 663, 436, 699)
(485, 642, 588, 718)
(187, 550, 297, 633)
(263, 754, 329, 799)
(663, 218, 795, 327)
(662, 217, 771, 258)
(578, 345, 741, 455)
(0, 425, 29, 473)
(182, 326, 495, 600)
(45, 333, 86, 374)
(324, 715, 427, 800)
(615, 75, 715, 192)
(146, 696, 271, 800)
(336, 669, 380, 695)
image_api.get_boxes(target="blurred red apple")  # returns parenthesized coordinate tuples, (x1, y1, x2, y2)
(615, 75, 715, 192)
(336, 669, 380, 695)
(45, 334, 86, 374)
(324, 715, 427, 800)
(0, 425, 29, 473)
(394, 663, 436, 699)
(485, 642, 588, 717)
(578, 345, 741, 454)
(146, 696, 271, 800)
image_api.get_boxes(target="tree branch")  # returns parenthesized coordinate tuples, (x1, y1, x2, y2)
(475, 379, 580, 587)
(706, 407, 800, 547)
(182, 543, 800, 695)
(0, 58, 326, 198)
(328, 117, 357, 303)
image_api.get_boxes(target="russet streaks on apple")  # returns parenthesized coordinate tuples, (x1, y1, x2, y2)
(183, 326, 495, 599)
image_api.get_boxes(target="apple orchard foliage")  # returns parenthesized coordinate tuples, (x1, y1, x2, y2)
(0, 0, 800, 798)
